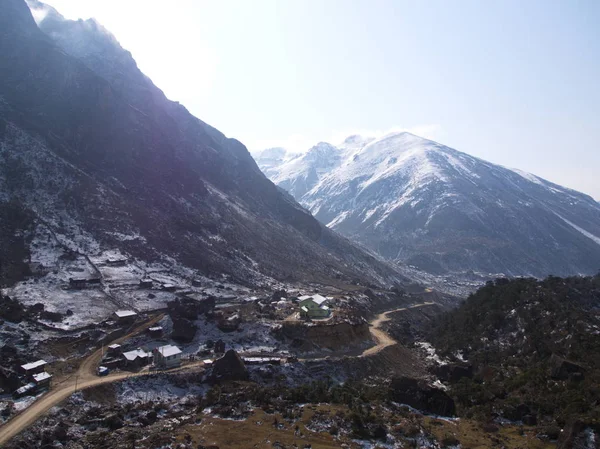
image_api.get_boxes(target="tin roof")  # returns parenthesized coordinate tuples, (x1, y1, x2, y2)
(123, 349, 149, 361)
(33, 372, 52, 382)
(114, 310, 137, 318)
(154, 345, 182, 357)
(21, 360, 47, 371)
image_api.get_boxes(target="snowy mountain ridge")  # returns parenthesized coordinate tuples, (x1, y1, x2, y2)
(255, 132, 600, 278)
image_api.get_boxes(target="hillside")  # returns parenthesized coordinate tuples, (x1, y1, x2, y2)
(0, 0, 409, 292)
(429, 275, 600, 434)
(255, 132, 600, 280)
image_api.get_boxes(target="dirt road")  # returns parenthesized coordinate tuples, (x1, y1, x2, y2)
(0, 313, 206, 446)
(360, 302, 435, 357)
(299, 301, 436, 361)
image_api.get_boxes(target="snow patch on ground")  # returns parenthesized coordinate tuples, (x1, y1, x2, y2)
(117, 376, 206, 404)
(415, 341, 447, 365)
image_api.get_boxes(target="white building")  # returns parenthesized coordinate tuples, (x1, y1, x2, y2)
(113, 310, 138, 324)
(153, 345, 182, 368)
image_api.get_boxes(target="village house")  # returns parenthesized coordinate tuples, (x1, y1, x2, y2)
(162, 283, 178, 292)
(153, 345, 182, 368)
(122, 348, 150, 370)
(69, 277, 101, 289)
(105, 257, 128, 267)
(139, 278, 153, 288)
(192, 279, 203, 287)
(20, 360, 47, 377)
(242, 356, 282, 366)
(107, 344, 122, 356)
(148, 326, 163, 337)
(32, 371, 52, 389)
(298, 294, 331, 319)
(113, 310, 138, 324)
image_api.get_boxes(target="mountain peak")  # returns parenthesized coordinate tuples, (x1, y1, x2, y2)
(255, 130, 600, 280)
(25, 0, 63, 24)
(306, 142, 337, 157)
(2, 0, 41, 37)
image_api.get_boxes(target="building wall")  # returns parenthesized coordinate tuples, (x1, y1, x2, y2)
(155, 354, 181, 368)
(308, 308, 330, 318)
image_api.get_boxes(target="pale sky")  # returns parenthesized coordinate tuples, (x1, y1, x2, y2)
(39, 0, 600, 199)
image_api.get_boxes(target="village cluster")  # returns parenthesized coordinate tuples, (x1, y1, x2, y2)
(7, 290, 335, 402)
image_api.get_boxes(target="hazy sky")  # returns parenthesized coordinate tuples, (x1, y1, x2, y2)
(41, 0, 600, 199)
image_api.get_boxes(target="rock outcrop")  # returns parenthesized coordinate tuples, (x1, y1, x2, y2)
(210, 349, 248, 382)
(277, 320, 371, 352)
(168, 297, 215, 321)
(170, 318, 197, 343)
(389, 377, 456, 417)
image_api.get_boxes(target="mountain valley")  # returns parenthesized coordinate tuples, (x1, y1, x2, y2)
(0, 1, 598, 448)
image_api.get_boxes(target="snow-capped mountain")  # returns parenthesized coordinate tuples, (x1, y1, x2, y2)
(256, 132, 600, 278)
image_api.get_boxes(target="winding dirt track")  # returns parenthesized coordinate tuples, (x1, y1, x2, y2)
(360, 302, 435, 357)
(0, 313, 205, 446)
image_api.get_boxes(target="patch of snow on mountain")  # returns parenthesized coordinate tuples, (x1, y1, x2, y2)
(511, 168, 545, 186)
(327, 210, 351, 227)
(555, 213, 600, 246)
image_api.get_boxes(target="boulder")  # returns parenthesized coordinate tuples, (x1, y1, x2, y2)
(0, 367, 20, 393)
(168, 297, 210, 320)
(550, 355, 585, 380)
(389, 377, 456, 416)
(522, 415, 537, 426)
(53, 421, 69, 442)
(210, 349, 248, 382)
(433, 363, 474, 382)
(217, 313, 241, 332)
(271, 289, 287, 302)
(29, 303, 45, 313)
(40, 310, 63, 322)
(103, 413, 124, 430)
(0, 295, 25, 323)
(502, 403, 532, 422)
(171, 318, 197, 343)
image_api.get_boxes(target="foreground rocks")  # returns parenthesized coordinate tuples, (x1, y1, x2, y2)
(171, 317, 198, 343)
(388, 376, 456, 416)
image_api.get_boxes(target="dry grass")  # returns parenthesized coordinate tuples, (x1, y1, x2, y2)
(423, 417, 555, 449)
(177, 407, 362, 449)
(171, 405, 552, 449)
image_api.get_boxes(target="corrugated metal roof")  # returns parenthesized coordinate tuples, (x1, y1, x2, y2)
(21, 360, 47, 371)
(154, 345, 182, 357)
(115, 310, 137, 318)
(299, 294, 328, 305)
(123, 349, 149, 361)
(33, 372, 52, 382)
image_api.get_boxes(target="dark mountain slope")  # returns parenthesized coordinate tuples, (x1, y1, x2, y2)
(430, 275, 600, 428)
(0, 0, 406, 287)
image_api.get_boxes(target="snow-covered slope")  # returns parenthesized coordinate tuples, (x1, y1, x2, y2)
(256, 132, 600, 278)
